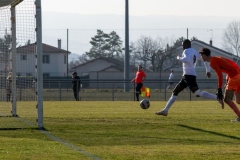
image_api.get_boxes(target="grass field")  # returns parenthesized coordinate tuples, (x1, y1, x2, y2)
(0, 101, 240, 160)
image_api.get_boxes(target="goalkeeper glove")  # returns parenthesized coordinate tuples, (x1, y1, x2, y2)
(216, 88, 223, 100)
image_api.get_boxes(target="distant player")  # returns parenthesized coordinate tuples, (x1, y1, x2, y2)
(199, 47, 240, 122)
(131, 65, 146, 101)
(6, 72, 12, 102)
(155, 39, 224, 116)
(166, 70, 174, 91)
(72, 72, 81, 101)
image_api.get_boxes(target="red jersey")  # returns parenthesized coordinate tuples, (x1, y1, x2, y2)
(210, 56, 240, 88)
(134, 70, 146, 83)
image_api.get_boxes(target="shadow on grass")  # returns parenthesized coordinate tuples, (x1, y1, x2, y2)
(177, 124, 240, 140)
(0, 127, 39, 130)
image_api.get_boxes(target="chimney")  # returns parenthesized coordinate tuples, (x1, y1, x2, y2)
(58, 39, 61, 49)
(209, 39, 212, 46)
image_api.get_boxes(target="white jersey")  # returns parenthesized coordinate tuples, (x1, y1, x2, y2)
(169, 73, 174, 82)
(178, 48, 201, 76)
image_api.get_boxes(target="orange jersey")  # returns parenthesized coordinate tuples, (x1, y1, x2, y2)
(210, 56, 240, 88)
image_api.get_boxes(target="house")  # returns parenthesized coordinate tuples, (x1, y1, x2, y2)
(72, 57, 136, 76)
(7, 39, 70, 77)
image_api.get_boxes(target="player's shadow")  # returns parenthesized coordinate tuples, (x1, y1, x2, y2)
(0, 128, 30, 130)
(177, 124, 240, 140)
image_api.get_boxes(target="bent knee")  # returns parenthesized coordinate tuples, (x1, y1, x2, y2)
(224, 98, 232, 104)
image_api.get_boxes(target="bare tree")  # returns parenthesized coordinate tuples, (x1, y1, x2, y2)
(78, 53, 91, 64)
(222, 20, 240, 57)
(0, 33, 11, 63)
(131, 36, 163, 71)
(130, 36, 178, 72)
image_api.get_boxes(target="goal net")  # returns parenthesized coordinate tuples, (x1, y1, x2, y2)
(0, 0, 43, 129)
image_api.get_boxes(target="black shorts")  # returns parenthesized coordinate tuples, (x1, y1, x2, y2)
(169, 82, 174, 85)
(177, 75, 198, 89)
(136, 83, 143, 92)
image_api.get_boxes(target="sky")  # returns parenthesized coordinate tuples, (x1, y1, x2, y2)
(42, 0, 240, 17)
(41, 0, 240, 58)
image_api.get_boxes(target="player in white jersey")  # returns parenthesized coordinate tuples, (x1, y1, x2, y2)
(155, 39, 224, 116)
(166, 70, 174, 91)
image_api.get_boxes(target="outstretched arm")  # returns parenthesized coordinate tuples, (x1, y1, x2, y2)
(177, 50, 190, 63)
(131, 78, 135, 83)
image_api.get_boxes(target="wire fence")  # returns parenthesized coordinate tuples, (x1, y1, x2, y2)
(39, 79, 221, 101)
(0, 79, 223, 102)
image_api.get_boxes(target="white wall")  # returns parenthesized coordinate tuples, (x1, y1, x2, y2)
(16, 54, 35, 75)
(15, 52, 67, 77)
(42, 53, 67, 76)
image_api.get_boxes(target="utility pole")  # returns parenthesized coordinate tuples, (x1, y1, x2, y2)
(67, 28, 69, 77)
(124, 0, 130, 92)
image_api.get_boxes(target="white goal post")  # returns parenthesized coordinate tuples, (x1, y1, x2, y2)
(0, 0, 43, 129)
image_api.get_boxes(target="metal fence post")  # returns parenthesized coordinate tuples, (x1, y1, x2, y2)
(133, 82, 135, 101)
(164, 82, 167, 101)
(190, 89, 191, 101)
(112, 82, 114, 101)
(59, 81, 61, 101)
(48, 81, 50, 91)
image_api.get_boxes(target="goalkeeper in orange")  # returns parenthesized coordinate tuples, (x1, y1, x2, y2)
(199, 48, 240, 122)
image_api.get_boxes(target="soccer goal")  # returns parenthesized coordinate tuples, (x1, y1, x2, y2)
(0, 0, 43, 129)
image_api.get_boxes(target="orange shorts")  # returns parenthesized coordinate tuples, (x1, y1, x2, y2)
(226, 74, 240, 93)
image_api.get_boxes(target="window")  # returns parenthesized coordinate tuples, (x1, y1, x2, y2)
(20, 54, 27, 61)
(64, 55, 66, 64)
(42, 55, 50, 64)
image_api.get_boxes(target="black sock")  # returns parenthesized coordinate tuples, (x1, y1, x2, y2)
(136, 93, 139, 101)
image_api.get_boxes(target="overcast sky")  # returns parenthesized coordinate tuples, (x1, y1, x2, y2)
(40, 0, 240, 57)
(42, 0, 240, 17)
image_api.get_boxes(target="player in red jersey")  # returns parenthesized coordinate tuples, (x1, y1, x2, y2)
(131, 65, 146, 101)
(199, 47, 240, 122)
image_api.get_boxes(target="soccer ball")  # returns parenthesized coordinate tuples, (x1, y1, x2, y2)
(140, 99, 150, 109)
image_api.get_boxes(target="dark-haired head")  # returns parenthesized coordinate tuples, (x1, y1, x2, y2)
(182, 39, 191, 50)
(138, 65, 143, 71)
(199, 48, 211, 56)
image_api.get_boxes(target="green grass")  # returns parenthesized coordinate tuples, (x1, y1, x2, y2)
(1, 101, 240, 160)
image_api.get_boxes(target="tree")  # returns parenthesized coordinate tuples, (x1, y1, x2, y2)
(130, 36, 178, 72)
(86, 30, 123, 60)
(103, 31, 123, 60)
(172, 37, 185, 48)
(172, 36, 198, 48)
(0, 33, 11, 63)
(78, 53, 90, 64)
(86, 29, 109, 58)
(131, 36, 162, 71)
(222, 20, 240, 57)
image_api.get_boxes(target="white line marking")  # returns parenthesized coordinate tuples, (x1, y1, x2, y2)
(14, 117, 101, 160)
(40, 130, 101, 160)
